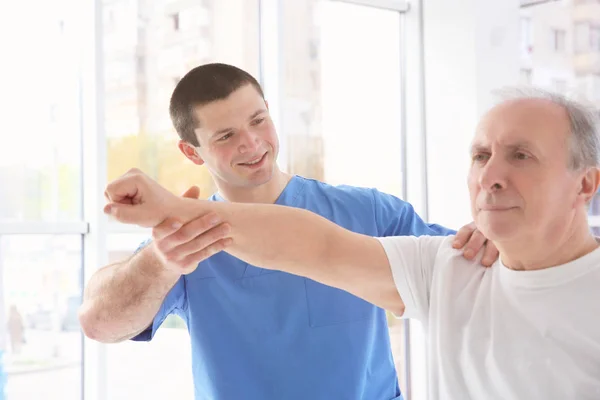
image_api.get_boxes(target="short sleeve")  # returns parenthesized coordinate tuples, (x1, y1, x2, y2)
(130, 277, 187, 341)
(129, 239, 187, 341)
(371, 189, 455, 237)
(376, 235, 447, 322)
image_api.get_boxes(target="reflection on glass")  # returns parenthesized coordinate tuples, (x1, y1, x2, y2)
(0, 1, 82, 221)
(0, 235, 82, 400)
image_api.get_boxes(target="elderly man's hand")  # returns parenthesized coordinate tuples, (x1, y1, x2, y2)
(452, 222, 499, 267)
(103, 168, 182, 227)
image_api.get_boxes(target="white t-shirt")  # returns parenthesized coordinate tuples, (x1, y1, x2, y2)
(377, 235, 600, 400)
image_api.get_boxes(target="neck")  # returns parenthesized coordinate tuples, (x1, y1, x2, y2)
(217, 167, 292, 204)
(497, 214, 599, 271)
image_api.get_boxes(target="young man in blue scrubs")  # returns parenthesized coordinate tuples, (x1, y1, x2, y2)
(79, 63, 497, 400)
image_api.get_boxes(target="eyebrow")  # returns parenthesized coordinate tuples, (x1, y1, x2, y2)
(211, 108, 268, 138)
(248, 108, 267, 120)
(470, 140, 535, 154)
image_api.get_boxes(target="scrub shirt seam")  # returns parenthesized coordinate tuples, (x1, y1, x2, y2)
(287, 175, 307, 207)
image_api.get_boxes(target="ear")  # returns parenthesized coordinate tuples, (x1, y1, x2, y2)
(178, 140, 205, 166)
(578, 167, 600, 206)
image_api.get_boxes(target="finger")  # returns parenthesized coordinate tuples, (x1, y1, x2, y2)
(105, 175, 141, 204)
(176, 238, 234, 274)
(181, 186, 201, 199)
(164, 223, 231, 261)
(480, 241, 499, 267)
(125, 167, 143, 176)
(462, 229, 487, 260)
(452, 222, 477, 249)
(153, 212, 222, 250)
(152, 217, 185, 241)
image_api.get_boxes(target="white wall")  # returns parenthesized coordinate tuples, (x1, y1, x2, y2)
(422, 0, 521, 230)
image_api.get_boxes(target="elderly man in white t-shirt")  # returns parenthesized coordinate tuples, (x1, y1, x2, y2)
(103, 87, 600, 399)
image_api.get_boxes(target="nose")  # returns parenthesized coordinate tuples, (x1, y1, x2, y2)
(237, 129, 260, 154)
(478, 155, 507, 193)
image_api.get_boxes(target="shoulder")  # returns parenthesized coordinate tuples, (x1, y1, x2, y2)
(432, 236, 493, 281)
(297, 176, 407, 208)
(298, 176, 372, 195)
(378, 235, 457, 258)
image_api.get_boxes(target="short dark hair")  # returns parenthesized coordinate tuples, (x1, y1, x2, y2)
(169, 63, 264, 146)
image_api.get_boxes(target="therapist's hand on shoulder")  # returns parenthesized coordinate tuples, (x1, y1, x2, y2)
(452, 222, 499, 267)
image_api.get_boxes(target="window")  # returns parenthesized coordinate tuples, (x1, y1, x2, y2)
(105, 7, 116, 33)
(552, 28, 567, 52)
(590, 192, 600, 215)
(520, 2, 600, 220)
(589, 190, 600, 233)
(282, 0, 404, 195)
(0, 235, 82, 400)
(592, 74, 600, 102)
(0, 5, 82, 222)
(575, 23, 590, 53)
(552, 78, 568, 93)
(520, 68, 533, 84)
(170, 12, 180, 31)
(591, 25, 600, 51)
(0, 0, 88, 397)
(520, 17, 533, 55)
(576, 23, 600, 53)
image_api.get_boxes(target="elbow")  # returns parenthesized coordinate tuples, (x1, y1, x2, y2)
(384, 292, 406, 318)
(388, 302, 406, 318)
(78, 302, 117, 344)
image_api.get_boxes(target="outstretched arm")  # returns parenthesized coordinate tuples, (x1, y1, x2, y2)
(157, 200, 406, 315)
(102, 169, 404, 314)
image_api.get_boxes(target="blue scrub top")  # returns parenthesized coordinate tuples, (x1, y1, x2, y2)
(133, 175, 453, 400)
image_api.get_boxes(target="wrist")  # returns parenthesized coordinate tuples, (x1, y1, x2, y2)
(175, 197, 219, 223)
(138, 244, 181, 283)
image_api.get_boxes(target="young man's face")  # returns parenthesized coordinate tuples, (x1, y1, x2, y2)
(186, 84, 280, 190)
(468, 98, 588, 245)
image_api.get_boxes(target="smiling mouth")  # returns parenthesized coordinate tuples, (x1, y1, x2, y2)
(239, 152, 267, 166)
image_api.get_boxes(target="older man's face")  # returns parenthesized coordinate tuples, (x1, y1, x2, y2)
(468, 99, 580, 243)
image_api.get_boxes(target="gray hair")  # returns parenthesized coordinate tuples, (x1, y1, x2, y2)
(491, 86, 600, 170)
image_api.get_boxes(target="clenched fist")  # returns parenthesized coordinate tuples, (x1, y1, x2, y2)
(104, 168, 181, 227)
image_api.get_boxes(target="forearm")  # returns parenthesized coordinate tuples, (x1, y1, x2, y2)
(217, 201, 402, 312)
(79, 244, 180, 343)
(224, 204, 338, 281)
(176, 199, 395, 300)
